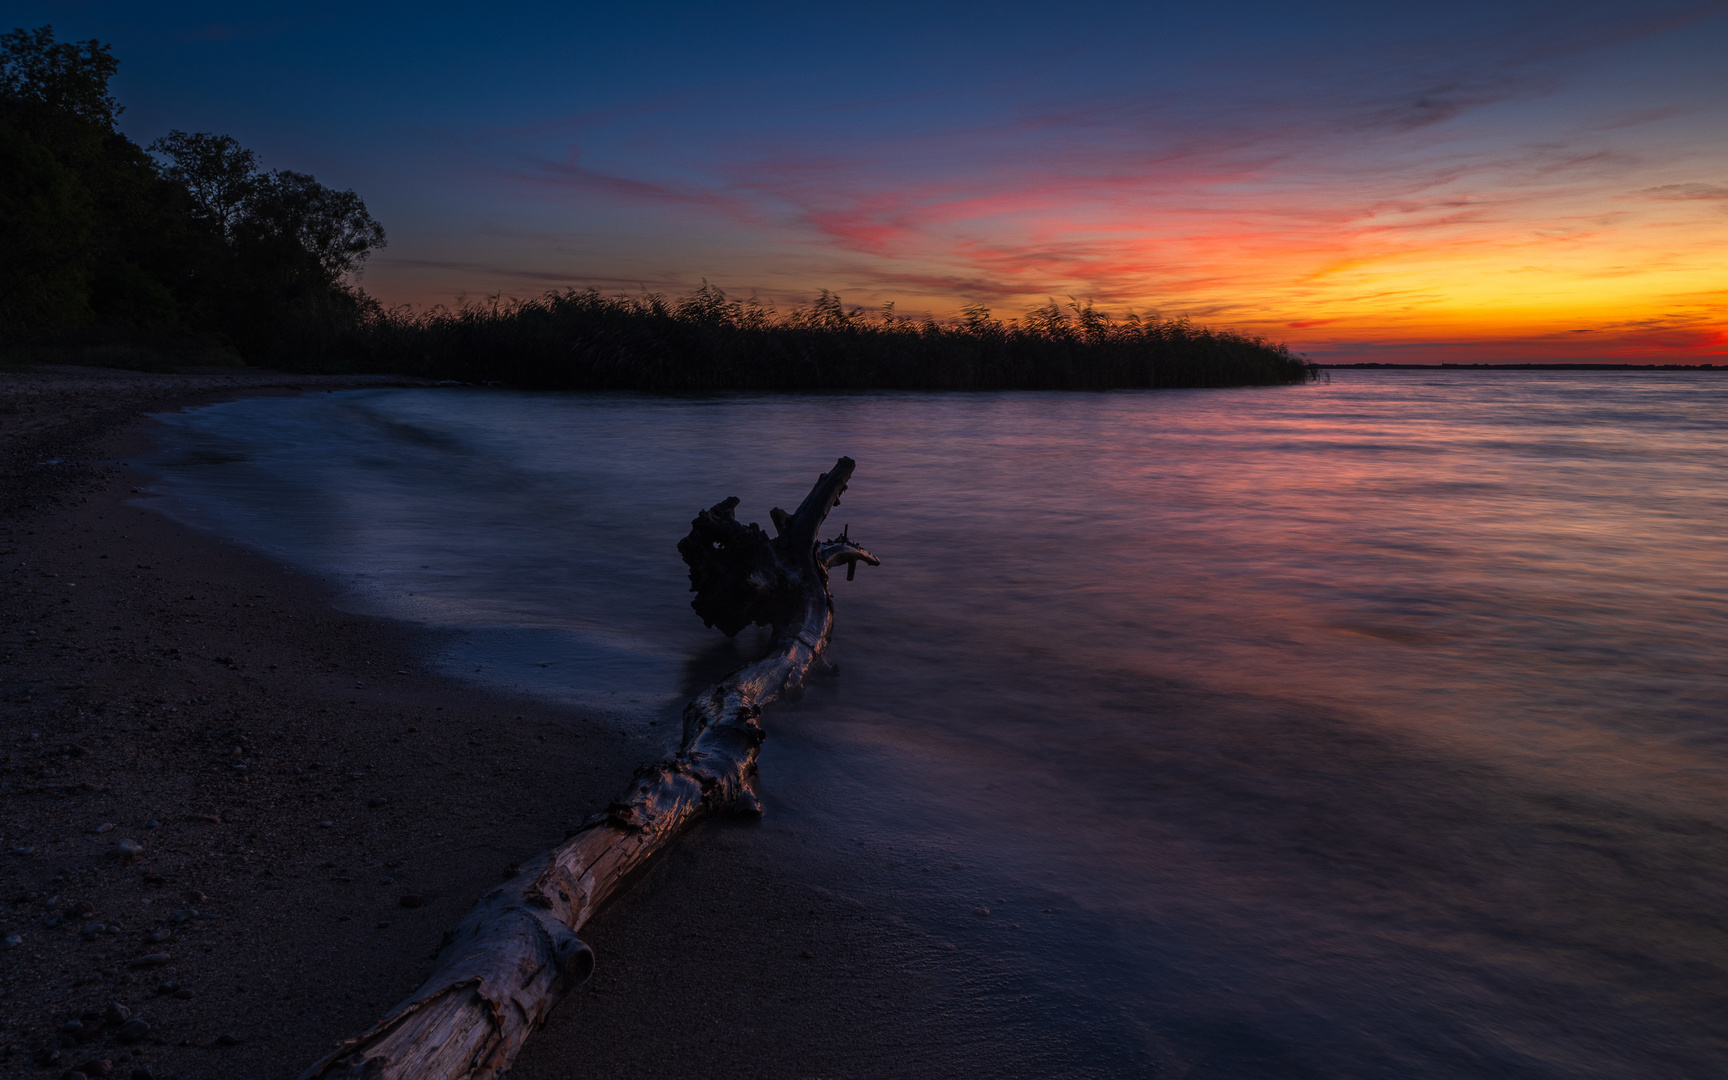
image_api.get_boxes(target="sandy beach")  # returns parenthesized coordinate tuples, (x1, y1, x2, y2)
(0, 368, 983, 1080)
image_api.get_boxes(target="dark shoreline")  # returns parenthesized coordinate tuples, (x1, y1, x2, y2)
(0, 366, 648, 1075)
(0, 367, 1010, 1080)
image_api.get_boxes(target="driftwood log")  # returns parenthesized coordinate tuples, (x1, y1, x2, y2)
(302, 458, 877, 1080)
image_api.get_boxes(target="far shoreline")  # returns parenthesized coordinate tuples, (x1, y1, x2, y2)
(1316, 361, 1724, 370)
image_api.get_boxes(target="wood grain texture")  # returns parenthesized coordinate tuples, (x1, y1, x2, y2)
(302, 458, 877, 1080)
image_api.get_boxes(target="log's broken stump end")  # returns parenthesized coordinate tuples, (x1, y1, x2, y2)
(677, 496, 790, 636)
(677, 457, 870, 638)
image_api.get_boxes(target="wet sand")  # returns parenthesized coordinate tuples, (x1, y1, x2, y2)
(0, 368, 993, 1080)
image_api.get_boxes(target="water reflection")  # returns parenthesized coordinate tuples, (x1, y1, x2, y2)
(146, 371, 1728, 1077)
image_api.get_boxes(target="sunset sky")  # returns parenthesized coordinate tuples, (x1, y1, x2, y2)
(18, 1, 1728, 361)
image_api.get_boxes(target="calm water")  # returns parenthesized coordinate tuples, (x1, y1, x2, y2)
(145, 372, 1728, 1078)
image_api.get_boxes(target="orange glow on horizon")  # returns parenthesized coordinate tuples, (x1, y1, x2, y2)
(369, 166, 1728, 363)
(355, 9, 1728, 366)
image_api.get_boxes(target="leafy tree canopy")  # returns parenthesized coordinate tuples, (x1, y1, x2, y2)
(148, 130, 257, 239)
(1, 25, 120, 158)
(245, 169, 386, 280)
(3, 24, 386, 351)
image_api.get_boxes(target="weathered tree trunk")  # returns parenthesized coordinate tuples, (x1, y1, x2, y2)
(302, 458, 877, 1080)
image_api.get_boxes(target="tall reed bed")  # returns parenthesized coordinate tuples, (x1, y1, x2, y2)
(299, 284, 1312, 390)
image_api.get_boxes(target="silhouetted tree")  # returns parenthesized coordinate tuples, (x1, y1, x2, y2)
(0, 25, 117, 330)
(2, 24, 387, 359)
(148, 130, 257, 240)
(241, 168, 384, 281)
(0, 119, 94, 328)
(0, 25, 119, 150)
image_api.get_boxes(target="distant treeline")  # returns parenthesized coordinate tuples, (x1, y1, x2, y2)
(2, 25, 1308, 391)
(341, 286, 1312, 390)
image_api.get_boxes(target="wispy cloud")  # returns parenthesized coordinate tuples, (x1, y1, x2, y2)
(375, 258, 689, 295)
(505, 147, 747, 214)
(1637, 182, 1728, 200)
(390, 1, 1728, 359)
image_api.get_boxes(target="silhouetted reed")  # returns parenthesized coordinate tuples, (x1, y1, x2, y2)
(306, 285, 1311, 391)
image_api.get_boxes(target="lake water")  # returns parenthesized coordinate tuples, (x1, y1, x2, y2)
(144, 371, 1728, 1078)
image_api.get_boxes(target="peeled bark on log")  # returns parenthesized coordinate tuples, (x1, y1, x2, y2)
(302, 457, 878, 1080)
